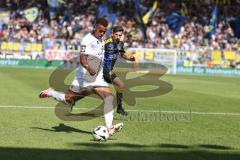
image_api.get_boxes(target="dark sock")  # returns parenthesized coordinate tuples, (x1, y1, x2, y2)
(116, 92, 123, 110)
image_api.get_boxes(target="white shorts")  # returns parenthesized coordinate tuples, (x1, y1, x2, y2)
(69, 74, 109, 93)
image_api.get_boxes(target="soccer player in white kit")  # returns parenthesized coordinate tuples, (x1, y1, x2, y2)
(39, 18, 123, 136)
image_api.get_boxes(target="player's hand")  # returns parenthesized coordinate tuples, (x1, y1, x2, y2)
(87, 67, 96, 76)
(129, 56, 135, 62)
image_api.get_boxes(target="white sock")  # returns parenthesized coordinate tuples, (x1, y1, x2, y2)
(48, 90, 66, 103)
(103, 95, 114, 128)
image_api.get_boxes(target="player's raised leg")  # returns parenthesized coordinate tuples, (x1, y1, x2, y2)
(39, 86, 91, 111)
(39, 88, 66, 102)
(39, 87, 75, 111)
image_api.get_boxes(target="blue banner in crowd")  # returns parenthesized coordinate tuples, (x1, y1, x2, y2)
(229, 18, 240, 38)
(47, 0, 63, 8)
(166, 12, 185, 34)
(134, 0, 147, 45)
(97, 4, 117, 38)
(47, 0, 65, 19)
(98, 4, 108, 18)
(204, 5, 218, 38)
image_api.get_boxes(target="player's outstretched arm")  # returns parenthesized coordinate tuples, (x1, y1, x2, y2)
(121, 53, 135, 62)
(80, 54, 96, 76)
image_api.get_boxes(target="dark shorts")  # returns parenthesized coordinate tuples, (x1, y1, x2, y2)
(103, 70, 117, 84)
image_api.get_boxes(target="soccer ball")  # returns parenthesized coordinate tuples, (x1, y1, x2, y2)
(92, 125, 109, 141)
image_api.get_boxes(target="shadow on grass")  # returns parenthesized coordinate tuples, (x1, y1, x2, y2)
(31, 123, 91, 134)
(197, 144, 233, 150)
(72, 142, 234, 150)
(0, 145, 239, 160)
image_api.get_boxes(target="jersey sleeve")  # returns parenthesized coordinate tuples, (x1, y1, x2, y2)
(80, 36, 94, 56)
(119, 41, 125, 54)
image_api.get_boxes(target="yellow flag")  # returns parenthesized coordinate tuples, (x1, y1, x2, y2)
(142, 1, 158, 24)
(58, 0, 66, 4)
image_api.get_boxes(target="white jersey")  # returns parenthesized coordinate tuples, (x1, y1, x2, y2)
(70, 33, 108, 92)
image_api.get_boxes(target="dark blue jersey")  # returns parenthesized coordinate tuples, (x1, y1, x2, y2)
(103, 38, 125, 72)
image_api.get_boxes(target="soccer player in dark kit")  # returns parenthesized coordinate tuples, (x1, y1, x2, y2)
(103, 26, 136, 116)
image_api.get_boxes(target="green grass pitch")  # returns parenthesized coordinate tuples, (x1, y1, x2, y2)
(0, 67, 240, 160)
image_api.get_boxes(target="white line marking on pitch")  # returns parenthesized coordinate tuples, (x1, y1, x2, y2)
(0, 105, 240, 116)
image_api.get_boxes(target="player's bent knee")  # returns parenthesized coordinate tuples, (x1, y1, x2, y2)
(117, 83, 125, 93)
(65, 91, 75, 104)
(120, 84, 125, 91)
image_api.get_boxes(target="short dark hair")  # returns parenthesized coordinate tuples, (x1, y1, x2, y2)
(96, 17, 108, 27)
(112, 26, 124, 33)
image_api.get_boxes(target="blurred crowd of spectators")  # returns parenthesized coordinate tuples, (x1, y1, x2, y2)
(0, 0, 240, 54)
